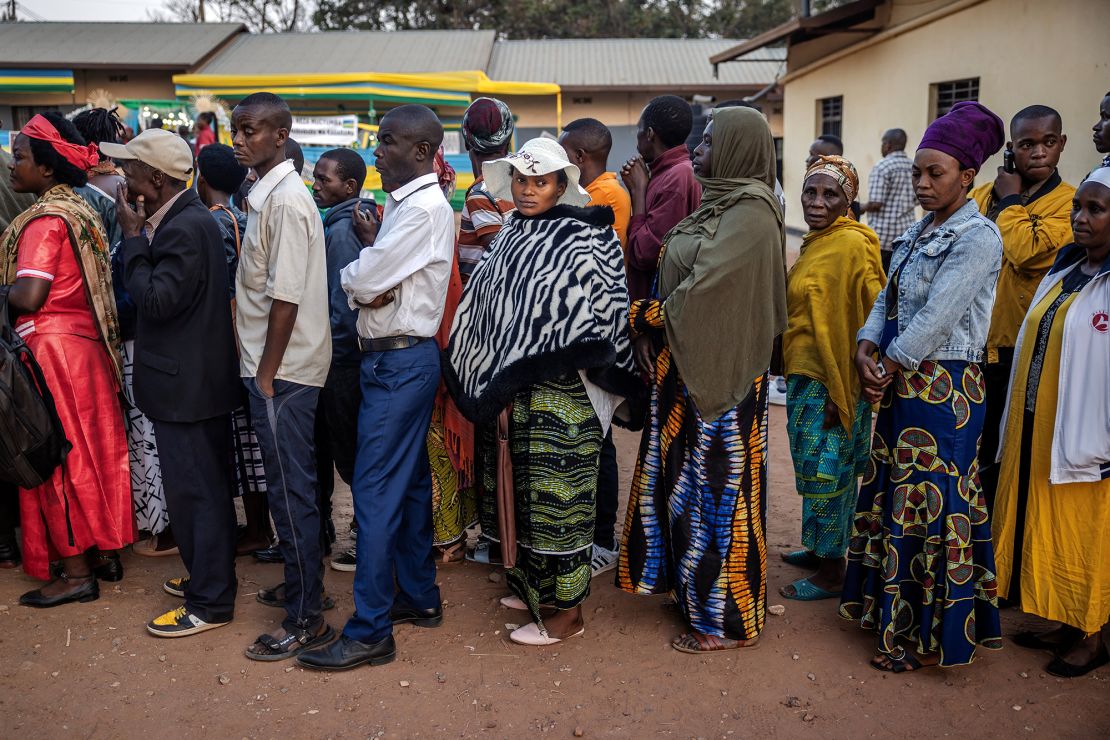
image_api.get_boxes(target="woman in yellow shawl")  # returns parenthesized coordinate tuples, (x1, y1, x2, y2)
(617, 106, 786, 653)
(781, 156, 885, 600)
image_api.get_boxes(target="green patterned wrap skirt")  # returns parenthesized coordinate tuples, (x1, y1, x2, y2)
(786, 375, 871, 558)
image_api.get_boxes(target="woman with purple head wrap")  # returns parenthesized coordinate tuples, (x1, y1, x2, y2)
(839, 101, 1007, 672)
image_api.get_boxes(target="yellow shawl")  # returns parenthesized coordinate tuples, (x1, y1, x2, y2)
(783, 217, 885, 431)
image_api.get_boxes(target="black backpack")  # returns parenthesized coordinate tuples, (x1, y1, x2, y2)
(0, 286, 71, 488)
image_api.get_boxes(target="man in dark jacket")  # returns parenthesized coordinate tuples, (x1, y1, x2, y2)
(107, 128, 242, 638)
(311, 148, 375, 571)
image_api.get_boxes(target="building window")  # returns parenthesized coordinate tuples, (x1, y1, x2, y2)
(817, 96, 842, 138)
(932, 78, 979, 120)
(571, 96, 592, 105)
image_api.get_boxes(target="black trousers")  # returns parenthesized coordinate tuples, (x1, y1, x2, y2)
(0, 482, 18, 546)
(319, 362, 362, 487)
(979, 348, 1014, 515)
(593, 429, 619, 550)
(152, 415, 237, 623)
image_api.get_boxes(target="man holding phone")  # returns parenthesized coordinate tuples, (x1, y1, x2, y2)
(969, 104, 1075, 513)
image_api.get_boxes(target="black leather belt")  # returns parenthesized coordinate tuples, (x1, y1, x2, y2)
(357, 335, 429, 353)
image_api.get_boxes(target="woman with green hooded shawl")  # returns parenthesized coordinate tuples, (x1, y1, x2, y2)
(616, 106, 787, 652)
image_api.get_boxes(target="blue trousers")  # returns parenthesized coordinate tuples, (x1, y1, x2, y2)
(246, 378, 324, 632)
(343, 339, 441, 643)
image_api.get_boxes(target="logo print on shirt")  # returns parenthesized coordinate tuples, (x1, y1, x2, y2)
(1092, 311, 1109, 334)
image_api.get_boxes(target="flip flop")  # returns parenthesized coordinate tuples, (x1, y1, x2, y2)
(780, 550, 819, 569)
(132, 535, 179, 558)
(671, 631, 759, 654)
(437, 541, 466, 564)
(465, 540, 503, 565)
(780, 577, 842, 601)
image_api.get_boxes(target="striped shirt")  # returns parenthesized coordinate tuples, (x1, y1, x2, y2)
(458, 176, 513, 283)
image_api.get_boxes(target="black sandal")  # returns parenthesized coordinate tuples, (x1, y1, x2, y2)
(245, 624, 336, 662)
(870, 649, 926, 673)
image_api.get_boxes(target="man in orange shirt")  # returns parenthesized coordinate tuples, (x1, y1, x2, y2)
(560, 118, 631, 248)
(559, 117, 631, 577)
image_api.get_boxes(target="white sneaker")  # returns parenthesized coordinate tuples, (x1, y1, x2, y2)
(590, 544, 619, 578)
(768, 375, 787, 406)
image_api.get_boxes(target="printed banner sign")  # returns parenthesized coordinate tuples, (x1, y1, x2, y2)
(291, 115, 360, 147)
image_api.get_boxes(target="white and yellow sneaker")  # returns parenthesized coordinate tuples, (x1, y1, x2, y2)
(147, 606, 230, 638)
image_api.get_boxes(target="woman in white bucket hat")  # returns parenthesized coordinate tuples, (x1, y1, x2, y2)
(444, 138, 641, 645)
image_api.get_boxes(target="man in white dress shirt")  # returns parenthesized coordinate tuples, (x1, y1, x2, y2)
(298, 105, 454, 671)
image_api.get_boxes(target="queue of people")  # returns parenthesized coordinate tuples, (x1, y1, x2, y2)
(0, 88, 1107, 680)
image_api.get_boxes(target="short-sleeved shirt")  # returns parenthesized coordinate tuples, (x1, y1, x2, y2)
(585, 172, 632, 248)
(457, 176, 513, 283)
(14, 216, 97, 340)
(236, 160, 332, 386)
(866, 150, 916, 251)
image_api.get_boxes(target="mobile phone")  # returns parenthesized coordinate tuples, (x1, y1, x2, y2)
(1003, 147, 1015, 174)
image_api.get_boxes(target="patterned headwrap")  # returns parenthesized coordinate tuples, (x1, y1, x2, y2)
(804, 154, 859, 204)
(461, 97, 514, 154)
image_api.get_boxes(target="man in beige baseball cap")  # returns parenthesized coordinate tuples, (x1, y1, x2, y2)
(100, 127, 194, 183)
(108, 120, 244, 641)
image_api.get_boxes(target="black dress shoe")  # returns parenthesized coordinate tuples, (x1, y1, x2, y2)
(296, 634, 396, 671)
(390, 603, 443, 628)
(19, 574, 99, 608)
(0, 540, 20, 569)
(92, 552, 123, 582)
(253, 545, 285, 563)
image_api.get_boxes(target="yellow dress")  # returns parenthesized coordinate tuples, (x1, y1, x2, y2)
(993, 276, 1110, 633)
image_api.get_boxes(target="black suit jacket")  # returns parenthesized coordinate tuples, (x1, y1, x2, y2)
(123, 189, 241, 423)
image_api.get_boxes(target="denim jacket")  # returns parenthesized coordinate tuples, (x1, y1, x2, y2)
(858, 198, 1002, 368)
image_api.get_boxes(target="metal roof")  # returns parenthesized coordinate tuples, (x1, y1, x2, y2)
(198, 30, 498, 75)
(709, 0, 882, 66)
(0, 22, 246, 69)
(487, 38, 786, 89)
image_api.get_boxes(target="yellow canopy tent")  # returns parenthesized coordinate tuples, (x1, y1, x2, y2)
(173, 70, 560, 123)
(172, 70, 560, 204)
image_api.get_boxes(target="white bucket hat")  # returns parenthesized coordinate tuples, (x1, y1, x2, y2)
(482, 137, 590, 208)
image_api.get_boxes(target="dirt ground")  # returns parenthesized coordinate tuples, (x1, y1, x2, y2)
(1, 406, 1108, 739)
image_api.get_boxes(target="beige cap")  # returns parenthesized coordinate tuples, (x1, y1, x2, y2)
(100, 128, 194, 182)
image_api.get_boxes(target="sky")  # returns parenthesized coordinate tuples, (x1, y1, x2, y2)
(27, 0, 154, 21)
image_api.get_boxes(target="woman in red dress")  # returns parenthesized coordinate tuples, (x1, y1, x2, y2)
(1, 112, 132, 607)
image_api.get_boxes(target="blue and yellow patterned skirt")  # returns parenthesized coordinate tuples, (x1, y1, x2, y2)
(838, 360, 1002, 667)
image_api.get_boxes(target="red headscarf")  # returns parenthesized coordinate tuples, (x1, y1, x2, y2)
(21, 114, 100, 171)
(433, 146, 457, 201)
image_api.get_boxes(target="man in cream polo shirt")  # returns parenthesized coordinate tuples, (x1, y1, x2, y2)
(231, 92, 334, 661)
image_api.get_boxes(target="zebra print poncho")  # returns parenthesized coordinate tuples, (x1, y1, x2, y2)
(443, 204, 640, 426)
